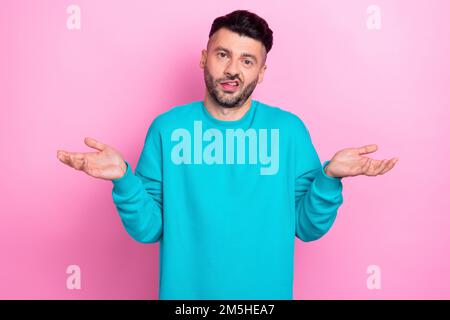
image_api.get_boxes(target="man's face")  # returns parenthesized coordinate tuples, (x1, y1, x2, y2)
(200, 27, 267, 108)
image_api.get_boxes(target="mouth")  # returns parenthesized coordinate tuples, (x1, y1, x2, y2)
(219, 80, 240, 92)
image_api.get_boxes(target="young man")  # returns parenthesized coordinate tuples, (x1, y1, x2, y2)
(57, 10, 399, 299)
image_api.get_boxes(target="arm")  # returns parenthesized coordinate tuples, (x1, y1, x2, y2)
(111, 119, 163, 243)
(294, 119, 344, 242)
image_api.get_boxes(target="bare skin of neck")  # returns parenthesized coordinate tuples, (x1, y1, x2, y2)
(203, 90, 252, 121)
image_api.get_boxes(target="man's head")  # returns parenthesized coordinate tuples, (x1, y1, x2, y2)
(200, 10, 273, 108)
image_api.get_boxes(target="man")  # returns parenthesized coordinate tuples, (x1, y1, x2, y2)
(56, 10, 399, 299)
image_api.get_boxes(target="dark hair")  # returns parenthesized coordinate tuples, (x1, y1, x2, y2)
(208, 10, 273, 54)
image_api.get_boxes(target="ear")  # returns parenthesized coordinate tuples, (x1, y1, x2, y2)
(200, 49, 207, 69)
(257, 64, 267, 84)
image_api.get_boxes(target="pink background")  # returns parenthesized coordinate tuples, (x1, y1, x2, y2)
(1, 0, 449, 299)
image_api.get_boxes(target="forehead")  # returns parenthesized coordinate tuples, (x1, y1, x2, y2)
(208, 28, 265, 57)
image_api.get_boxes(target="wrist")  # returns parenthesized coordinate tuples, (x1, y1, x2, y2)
(119, 160, 127, 177)
(324, 164, 337, 178)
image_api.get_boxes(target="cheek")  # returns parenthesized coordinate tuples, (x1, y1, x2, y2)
(248, 71, 260, 83)
(241, 71, 256, 85)
(206, 62, 222, 80)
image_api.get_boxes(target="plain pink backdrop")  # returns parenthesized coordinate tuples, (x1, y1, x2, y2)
(1, 0, 449, 299)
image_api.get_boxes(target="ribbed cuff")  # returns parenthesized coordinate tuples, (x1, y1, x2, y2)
(112, 160, 140, 195)
(315, 160, 343, 193)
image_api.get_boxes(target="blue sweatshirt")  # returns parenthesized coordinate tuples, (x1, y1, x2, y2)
(111, 99, 344, 300)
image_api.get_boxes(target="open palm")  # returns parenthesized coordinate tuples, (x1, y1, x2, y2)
(57, 137, 127, 181)
(325, 144, 399, 178)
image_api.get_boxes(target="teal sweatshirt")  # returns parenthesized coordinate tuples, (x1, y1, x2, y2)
(111, 99, 344, 300)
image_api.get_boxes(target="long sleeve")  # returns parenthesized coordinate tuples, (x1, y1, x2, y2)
(111, 118, 163, 243)
(294, 118, 344, 242)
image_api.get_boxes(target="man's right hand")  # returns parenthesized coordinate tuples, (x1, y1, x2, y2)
(57, 137, 127, 181)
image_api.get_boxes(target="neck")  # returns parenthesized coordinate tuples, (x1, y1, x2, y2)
(203, 91, 252, 121)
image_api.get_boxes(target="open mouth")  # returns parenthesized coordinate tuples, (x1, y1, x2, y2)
(220, 80, 240, 92)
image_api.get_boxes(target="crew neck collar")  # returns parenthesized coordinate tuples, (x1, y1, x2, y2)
(200, 99, 258, 129)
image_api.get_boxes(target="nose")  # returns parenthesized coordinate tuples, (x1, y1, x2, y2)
(223, 57, 241, 80)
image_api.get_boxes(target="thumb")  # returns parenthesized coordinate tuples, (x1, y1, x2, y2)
(84, 137, 106, 151)
(358, 144, 378, 155)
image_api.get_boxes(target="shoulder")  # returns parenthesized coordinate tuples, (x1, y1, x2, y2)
(148, 101, 200, 133)
(256, 100, 310, 135)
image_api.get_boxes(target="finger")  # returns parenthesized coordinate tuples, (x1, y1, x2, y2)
(57, 150, 71, 165)
(378, 159, 393, 175)
(374, 159, 389, 175)
(84, 137, 106, 152)
(358, 144, 378, 156)
(379, 157, 399, 175)
(364, 158, 383, 176)
(57, 150, 74, 164)
(58, 151, 86, 170)
(361, 158, 372, 175)
(365, 159, 378, 176)
(70, 153, 87, 170)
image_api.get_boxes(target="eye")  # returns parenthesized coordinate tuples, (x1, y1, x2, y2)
(243, 59, 253, 66)
(218, 52, 227, 58)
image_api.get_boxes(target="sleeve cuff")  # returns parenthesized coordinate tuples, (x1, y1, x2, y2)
(315, 160, 343, 193)
(111, 160, 140, 195)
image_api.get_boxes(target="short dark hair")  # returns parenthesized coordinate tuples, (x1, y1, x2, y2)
(208, 10, 273, 55)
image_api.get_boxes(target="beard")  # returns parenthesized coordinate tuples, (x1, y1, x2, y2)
(203, 65, 258, 109)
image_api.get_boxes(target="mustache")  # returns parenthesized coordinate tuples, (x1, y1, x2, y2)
(218, 77, 241, 83)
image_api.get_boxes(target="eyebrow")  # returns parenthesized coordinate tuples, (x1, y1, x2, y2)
(213, 46, 258, 64)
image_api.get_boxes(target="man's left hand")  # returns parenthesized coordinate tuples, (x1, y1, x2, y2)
(324, 144, 399, 178)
